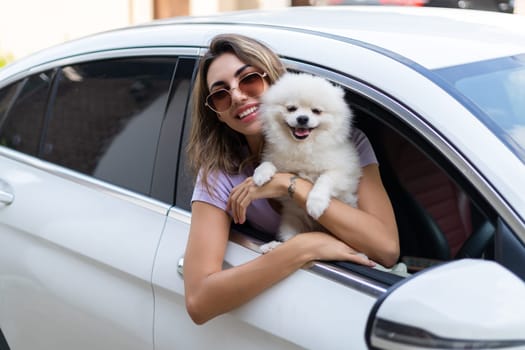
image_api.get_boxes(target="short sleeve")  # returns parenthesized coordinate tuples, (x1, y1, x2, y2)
(352, 128, 378, 167)
(191, 170, 235, 211)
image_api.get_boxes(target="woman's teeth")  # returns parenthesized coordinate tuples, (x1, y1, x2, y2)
(238, 106, 257, 119)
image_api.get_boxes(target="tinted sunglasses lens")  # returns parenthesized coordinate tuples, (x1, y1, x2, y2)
(239, 73, 265, 97)
(208, 89, 231, 112)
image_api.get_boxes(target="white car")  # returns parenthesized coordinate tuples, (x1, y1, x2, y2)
(1, 6, 525, 350)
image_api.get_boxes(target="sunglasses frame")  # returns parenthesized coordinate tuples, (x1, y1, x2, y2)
(205, 71, 268, 113)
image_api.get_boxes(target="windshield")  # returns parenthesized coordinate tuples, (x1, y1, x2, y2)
(435, 54, 525, 162)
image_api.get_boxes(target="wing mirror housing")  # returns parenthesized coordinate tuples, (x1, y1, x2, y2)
(366, 259, 525, 349)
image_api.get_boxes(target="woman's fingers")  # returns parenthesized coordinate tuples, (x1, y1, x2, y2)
(228, 178, 254, 224)
(294, 232, 376, 267)
(228, 174, 290, 224)
(235, 187, 249, 224)
(347, 251, 376, 267)
(342, 243, 376, 267)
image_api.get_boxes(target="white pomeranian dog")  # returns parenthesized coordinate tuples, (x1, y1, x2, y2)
(253, 73, 362, 252)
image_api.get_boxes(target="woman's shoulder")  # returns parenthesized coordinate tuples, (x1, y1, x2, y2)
(351, 127, 378, 167)
(192, 167, 251, 204)
(351, 127, 367, 143)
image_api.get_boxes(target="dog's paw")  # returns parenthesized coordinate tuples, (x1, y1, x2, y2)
(253, 161, 277, 186)
(306, 191, 331, 220)
(277, 220, 301, 242)
(277, 231, 297, 242)
(259, 240, 282, 253)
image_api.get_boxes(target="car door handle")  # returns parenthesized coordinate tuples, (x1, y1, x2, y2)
(177, 256, 184, 278)
(176, 256, 232, 279)
(0, 189, 14, 205)
(0, 179, 14, 205)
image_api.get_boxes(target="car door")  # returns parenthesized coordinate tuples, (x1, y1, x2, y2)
(153, 210, 383, 350)
(0, 55, 178, 350)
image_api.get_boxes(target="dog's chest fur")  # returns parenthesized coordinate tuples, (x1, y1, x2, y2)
(262, 138, 353, 183)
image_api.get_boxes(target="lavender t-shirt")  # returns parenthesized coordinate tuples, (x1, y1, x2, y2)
(191, 128, 377, 235)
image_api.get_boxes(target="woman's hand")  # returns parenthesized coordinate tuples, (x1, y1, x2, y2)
(228, 173, 290, 224)
(288, 232, 376, 267)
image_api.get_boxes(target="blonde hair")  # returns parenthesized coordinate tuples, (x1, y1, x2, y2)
(187, 34, 285, 192)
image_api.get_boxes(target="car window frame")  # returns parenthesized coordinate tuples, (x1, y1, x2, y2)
(171, 54, 525, 299)
(151, 56, 199, 205)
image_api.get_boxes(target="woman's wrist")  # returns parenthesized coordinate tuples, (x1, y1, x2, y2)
(272, 173, 298, 197)
(285, 233, 317, 263)
(287, 175, 299, 198)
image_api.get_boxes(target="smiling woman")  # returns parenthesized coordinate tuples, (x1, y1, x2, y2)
(183, 33, 399, 326)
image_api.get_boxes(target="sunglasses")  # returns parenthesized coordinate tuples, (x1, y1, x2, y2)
(205, 72, 268, 113)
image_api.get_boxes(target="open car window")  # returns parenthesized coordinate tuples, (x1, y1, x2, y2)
(177, 61, 518, 289)
(350, 93, 497, 273)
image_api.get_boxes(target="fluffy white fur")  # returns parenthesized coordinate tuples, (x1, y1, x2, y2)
(253, 73, 362, 249)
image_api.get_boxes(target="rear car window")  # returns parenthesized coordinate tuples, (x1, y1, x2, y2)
(0, 71, 53, 156)
(41, 57, 176, 196)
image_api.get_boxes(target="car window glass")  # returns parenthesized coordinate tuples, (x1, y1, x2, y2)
(0, 81, 20, 126)
(151, 57, 197, 205)
(0, 71, 53, 156)
(436, 54, 525, 163)
(41, 58, 176, 196)
(175, 91, 194, 211)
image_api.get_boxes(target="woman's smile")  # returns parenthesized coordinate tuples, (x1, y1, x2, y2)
(236, 103, 260, 122)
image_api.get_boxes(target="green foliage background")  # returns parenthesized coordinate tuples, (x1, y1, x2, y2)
(0, 53, 13, 69)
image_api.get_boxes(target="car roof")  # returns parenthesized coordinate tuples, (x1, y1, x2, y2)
(155, 6, 525, 67)
(1, 6, 525, 80)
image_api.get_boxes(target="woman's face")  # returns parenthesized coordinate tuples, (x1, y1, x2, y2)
(206, 52, 269, 138)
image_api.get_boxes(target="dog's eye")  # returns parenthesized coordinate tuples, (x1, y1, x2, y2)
(286, 105, 297, 112)
(312, 108, 322, 115)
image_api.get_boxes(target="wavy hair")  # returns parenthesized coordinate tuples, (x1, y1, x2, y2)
(187, 34, 286, 193)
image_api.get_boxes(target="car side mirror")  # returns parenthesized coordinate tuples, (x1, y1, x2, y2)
(366, 259, 525, 349)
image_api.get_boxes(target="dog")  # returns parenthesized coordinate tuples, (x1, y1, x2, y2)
(253, 73, 362, 252)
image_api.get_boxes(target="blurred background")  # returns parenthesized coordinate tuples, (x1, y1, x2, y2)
(0, 0, 523, 66)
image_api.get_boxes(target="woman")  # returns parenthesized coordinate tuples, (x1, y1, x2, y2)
(184, 33, 399, 325)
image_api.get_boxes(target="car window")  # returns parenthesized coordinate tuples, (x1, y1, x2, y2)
(350, 91, 498, 273)
(0, 71, 54, 156)
(436, 54, 525, 163)
(40, 58, 176, 196)
(0, 81, 20, 126)
(175, 61, 506, 284)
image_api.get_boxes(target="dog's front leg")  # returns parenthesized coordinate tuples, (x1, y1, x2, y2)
(260, 201, 306, 253)
(253, 161, 277, 186)
(306, 171, 339, 220)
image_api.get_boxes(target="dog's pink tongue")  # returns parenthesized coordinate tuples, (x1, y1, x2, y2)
(294, 128, 310, 137)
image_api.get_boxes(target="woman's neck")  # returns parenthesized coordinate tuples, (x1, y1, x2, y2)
(246, 134, 264, 157)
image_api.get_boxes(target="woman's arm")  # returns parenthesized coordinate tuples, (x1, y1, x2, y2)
(228, 165, 399, 267)
(184, 201, 373, 324)
(291, 164, 399, 267)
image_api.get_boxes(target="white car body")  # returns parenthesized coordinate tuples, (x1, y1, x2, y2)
(1, 6, 525, 350)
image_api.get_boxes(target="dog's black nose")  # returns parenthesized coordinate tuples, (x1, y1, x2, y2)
(296, 115, 309, 125)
